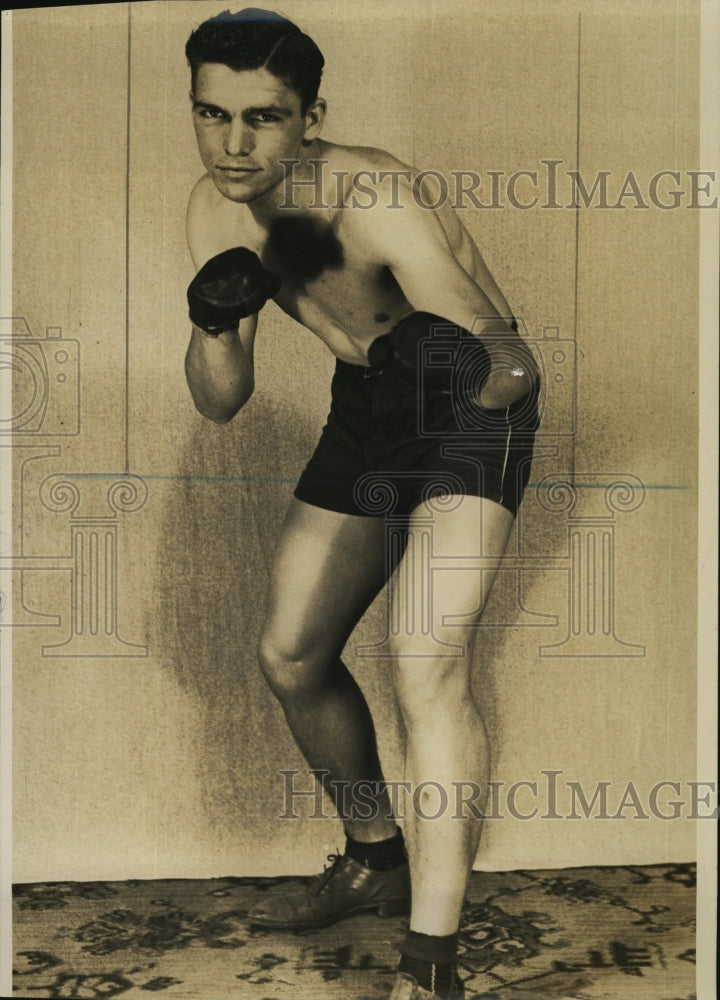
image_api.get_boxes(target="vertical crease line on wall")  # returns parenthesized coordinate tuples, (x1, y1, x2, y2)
(571, 12, 582, 484)
(124, 1, 132, 475)
(667, 0, 682, 863)
(160, 0, 170, 451)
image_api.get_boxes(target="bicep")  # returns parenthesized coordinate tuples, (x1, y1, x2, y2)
(392, 249, 501, 333)
(363, 191, 507, 333)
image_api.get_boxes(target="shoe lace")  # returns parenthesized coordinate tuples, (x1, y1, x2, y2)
(310, 852, 345, 895)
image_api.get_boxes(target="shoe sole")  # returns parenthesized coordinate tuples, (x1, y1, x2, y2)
(247, 894, 411, 929)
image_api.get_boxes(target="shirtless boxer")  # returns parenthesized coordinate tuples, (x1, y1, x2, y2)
(184, 10, 540, 1000)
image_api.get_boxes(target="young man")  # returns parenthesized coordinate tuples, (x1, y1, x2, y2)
(184, 10, 540, 1000)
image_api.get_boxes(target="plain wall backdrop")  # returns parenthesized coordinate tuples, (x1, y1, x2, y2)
(9, 0, 701, 881)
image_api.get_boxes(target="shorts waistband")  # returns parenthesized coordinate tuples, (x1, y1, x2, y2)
(335, 357, 390, 380)
(334, 357, 542, 400)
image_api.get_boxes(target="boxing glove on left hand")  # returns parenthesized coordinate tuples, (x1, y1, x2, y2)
(187, 247, 281, 335)
(367, 311, 492, 394)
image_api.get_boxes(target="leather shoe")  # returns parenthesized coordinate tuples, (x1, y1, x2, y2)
(247, 853, 411, 929)
(389, 971, 465, 999)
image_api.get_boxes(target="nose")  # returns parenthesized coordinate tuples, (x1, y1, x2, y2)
(224, 118, 255, 158)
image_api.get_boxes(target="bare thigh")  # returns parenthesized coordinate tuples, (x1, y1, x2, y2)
(261, 498, 393, 666)
(389, 494, 514, 667)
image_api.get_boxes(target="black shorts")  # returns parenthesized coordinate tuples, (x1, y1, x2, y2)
(294, 359, 540, 518)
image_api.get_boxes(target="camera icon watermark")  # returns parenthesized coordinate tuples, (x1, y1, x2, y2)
(410, 316, 576, 441)
(0, 317, 80, 436)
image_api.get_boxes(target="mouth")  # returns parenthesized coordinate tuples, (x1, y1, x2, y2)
(218, 166, 260, 175)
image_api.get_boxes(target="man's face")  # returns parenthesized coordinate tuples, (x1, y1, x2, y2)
(191, 63, 319, 204)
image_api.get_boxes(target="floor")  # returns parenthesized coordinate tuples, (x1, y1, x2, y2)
(12, 862, 697, 999)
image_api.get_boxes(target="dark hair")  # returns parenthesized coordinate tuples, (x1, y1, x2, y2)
(186, 8, 324, 113)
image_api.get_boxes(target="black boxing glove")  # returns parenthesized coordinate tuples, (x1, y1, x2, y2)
(367, 311, 492, 396)
(187, 247, 281, 335)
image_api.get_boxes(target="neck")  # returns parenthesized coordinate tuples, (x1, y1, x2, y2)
(247, 138, 325, 226)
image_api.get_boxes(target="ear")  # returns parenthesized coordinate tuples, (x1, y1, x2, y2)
(302, 98, 326, 143)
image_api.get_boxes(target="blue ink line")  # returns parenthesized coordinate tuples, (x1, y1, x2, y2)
(528, 482, 688, 491)
(55, 473, 688, 491)
(56, 472, 299, 485)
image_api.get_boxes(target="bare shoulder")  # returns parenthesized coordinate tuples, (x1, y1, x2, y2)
(186, 173, 215, 238)
(324, 141, 410, 174)
(186, 174, 248, 269)
(187, 173, 216, 215)
(324, 143, 468, 257)
(323, 141, 509, 312)
(322, 141, 415, 200)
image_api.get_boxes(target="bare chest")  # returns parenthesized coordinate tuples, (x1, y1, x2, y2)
(255, 214, 411, 360)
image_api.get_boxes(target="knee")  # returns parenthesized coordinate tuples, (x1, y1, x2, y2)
(390, 629, 478, 728)
(256, 629, 327, 701)
(390, 638, 473, 726)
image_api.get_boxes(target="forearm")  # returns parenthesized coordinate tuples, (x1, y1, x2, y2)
(184, 324, 254, 424)
(396, 270, 539, 403)
(422, 303, 539, 406)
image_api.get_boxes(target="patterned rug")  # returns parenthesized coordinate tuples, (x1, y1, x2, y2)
(13, 863, 696, 999)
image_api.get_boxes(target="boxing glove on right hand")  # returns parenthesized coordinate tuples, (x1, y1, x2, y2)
(187, 247, 281, 335)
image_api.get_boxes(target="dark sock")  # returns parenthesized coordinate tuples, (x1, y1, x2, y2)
(399, 930, 460, 998)
(344, 828, 406, 870)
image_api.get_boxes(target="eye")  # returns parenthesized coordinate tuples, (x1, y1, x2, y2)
(197, 108, 227, 121)
(253, 113, 281, 124)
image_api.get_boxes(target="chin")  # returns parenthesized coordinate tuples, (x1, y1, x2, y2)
(215, 175, 276, 205)
(218, 186, 256, 204)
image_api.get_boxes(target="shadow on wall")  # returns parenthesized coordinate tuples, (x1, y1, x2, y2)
(151, 368, 560, 844)
(476, 473, 569, 764)
(153, 390, 319, 836)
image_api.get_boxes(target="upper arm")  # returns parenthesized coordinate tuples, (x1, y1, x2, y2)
(186, 174, 221, 269)
(354, 173, 510, 335)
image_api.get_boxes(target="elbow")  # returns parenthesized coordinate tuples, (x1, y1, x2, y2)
(504, 332, 539, 383)
(194, 384, 254, 424)
(205, 410, 235, 426)
(516, 343, 540, 384)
